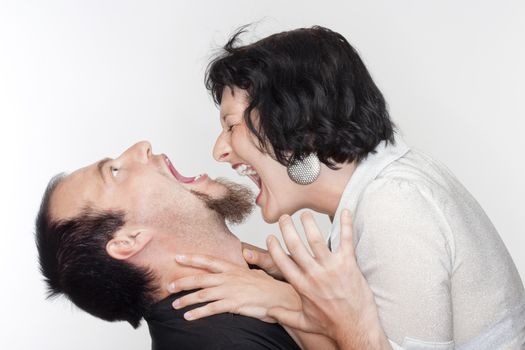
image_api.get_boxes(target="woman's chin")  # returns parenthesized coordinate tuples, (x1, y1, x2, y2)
(259, 200, 299, 224)
(259, 199, 281, 223)
(260, 207, 280, 224)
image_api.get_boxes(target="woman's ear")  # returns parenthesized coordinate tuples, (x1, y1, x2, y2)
(106, 228, 153, 261)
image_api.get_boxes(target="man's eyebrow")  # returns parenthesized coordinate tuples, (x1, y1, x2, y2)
(97, 157, 111, 182)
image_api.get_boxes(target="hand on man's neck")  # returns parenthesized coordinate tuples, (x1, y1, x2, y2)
(135, 221, 248, 301)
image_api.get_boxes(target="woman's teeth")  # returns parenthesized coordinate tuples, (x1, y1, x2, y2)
(236, 164, 261, 188)
(235, 164, 257, 176)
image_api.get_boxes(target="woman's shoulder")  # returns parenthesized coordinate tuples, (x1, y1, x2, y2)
(358, 148, 464, 210)
(351, 172, 455, 257)
(357, 172, 440, 213)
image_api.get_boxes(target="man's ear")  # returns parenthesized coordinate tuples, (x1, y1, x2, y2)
(106, 228, 153, 261)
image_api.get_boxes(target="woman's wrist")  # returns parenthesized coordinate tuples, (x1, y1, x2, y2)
(276, 280, 302, 311)
(334, 317, 391, 350)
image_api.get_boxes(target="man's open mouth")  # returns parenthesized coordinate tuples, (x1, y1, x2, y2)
(162, 154, 207, 184)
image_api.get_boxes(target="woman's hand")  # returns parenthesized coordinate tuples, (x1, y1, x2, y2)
(241, 242, 285, 280)
(166, 255, 301, 323)
(266, 210, 391, 350)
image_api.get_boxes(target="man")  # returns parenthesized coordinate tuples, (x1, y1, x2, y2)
(35, 141, 300, 350)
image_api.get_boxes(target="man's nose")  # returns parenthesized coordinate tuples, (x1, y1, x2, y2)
(121, 141, 152, 163)
(213, 132, 232, 163)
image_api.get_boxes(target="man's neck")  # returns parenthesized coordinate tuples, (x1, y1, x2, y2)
(138, 221, 247, 301)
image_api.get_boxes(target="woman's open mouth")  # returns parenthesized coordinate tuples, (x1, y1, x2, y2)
(233, 163, 263, 202)
(163, 154, 207, 184)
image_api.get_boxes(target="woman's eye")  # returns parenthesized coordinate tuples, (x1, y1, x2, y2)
(227, 124, 236, 132)
(110, 166, 120, 177)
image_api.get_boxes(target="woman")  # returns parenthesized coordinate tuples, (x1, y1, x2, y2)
(167, 26, 525, 349)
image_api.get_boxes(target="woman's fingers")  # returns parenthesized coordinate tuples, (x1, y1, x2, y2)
(338, 209, 356, 261)
(266, 234, 304, 288)
(241, 242, 268, 254)
(300, 211, 330, 262)
(174, 254, 237, 273)
(242, 246, 272, 268)
(172, 286, 223, 310)
(242, 242, 284, 280)
(183, 299, 233, 321)
(278, 215, 317, 270)
(167, 273, 223, 294)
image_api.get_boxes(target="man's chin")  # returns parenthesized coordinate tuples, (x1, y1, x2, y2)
(190, 178, 255, 225)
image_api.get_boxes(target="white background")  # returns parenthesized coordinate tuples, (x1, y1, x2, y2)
(1, 1, 524, 349)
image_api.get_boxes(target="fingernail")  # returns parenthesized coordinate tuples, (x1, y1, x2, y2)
(184, 312, 193, 320)
(342, 209, 350, 217)
(172, 299, 180, 308)
(175, 254, 186, 262)
(243, 249, 254, 260)
(167, 282, 176, 293)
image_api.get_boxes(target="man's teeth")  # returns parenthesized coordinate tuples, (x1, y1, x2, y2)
(236, 164, 257, 176)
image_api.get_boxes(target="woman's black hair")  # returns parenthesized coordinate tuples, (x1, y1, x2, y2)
(206, 25, 395, 168)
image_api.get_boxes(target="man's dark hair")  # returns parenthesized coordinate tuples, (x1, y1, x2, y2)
(35, 174, 157, 328)
(206, 25, 395, 168)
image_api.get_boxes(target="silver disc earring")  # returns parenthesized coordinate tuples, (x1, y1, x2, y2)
(287, 153, 321, 185)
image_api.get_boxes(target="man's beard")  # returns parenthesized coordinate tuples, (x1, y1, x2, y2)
(191, 178, 255, 225)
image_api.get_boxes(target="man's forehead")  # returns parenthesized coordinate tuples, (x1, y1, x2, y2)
(49, 162, 104, 220)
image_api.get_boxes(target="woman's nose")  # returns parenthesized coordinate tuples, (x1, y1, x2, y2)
(213, 132, 232, 163)
(122, 141, 152, 163)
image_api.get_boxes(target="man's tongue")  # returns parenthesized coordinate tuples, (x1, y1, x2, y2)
(174, 170, 197, 183)
(165, 156, 198, 183)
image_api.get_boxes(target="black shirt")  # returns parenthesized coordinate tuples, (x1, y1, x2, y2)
(144, 290, 301, 350)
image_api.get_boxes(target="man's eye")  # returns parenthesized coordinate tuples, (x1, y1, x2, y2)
(110, 166, 120, 177)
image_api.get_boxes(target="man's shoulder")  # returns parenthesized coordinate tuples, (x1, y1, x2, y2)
(145, 292, 300, 350)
